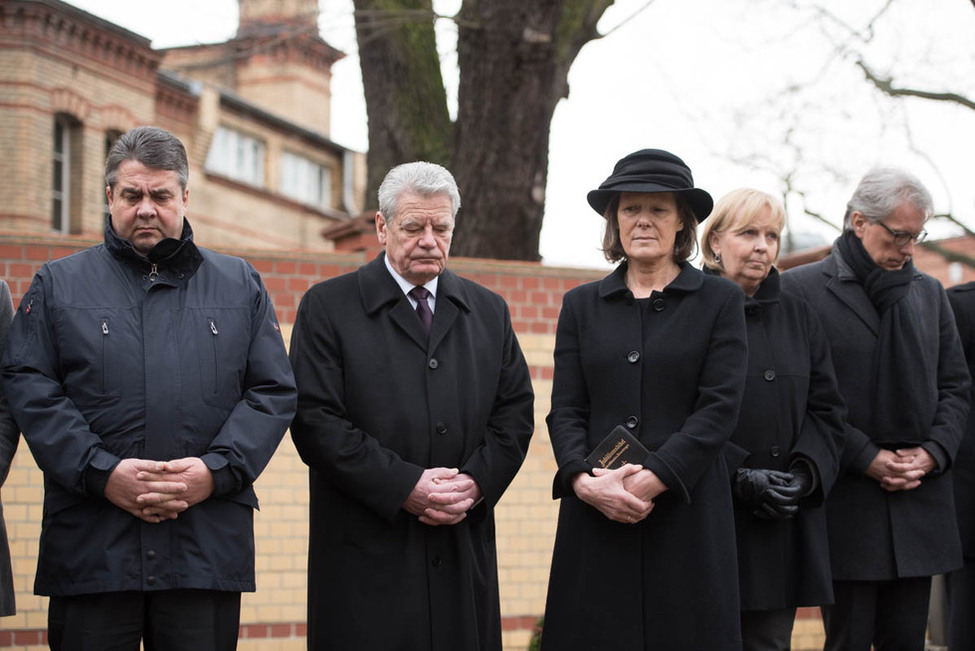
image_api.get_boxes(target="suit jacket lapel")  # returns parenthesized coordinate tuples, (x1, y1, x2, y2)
(823, 253, 880, 335)
(359, 254, 430, 350)
(429, 269, 470, 353)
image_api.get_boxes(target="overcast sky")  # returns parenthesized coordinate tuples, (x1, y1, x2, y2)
(64, 0, 975, 269)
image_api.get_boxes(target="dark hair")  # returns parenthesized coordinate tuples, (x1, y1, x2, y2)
(105, 126, 189, 192)
(601, 192, 699, 263)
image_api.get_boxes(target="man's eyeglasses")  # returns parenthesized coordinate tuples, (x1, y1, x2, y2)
(875, 220, 927, 247)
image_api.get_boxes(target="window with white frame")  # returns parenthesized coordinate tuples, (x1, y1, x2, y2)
(205, 126, 265, 187)
(51, 116, 71, 233)
(280, 151, 331, 210)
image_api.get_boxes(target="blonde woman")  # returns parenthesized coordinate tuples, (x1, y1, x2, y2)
(702, 189, 845, 650)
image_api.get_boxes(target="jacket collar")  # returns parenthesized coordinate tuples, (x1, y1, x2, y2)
(823, 241, 880, 334)
(105, 218, 203, 282)
(701, 264, 781, 310)
(359, 253, 472, 351)
(598, 260, 703, 300)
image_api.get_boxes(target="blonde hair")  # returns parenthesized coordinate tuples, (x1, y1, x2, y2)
(700, 188, 786, 270)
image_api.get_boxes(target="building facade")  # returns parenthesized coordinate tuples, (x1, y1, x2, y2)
(0, 0, 366, 251)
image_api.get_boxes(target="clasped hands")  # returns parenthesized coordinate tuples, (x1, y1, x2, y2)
(572, 464, 663, 525)
(733, 468, 810, 521)
(104, 457, 215, 524)
(866, 447, 936, 492)
(404, 467, 483, 526)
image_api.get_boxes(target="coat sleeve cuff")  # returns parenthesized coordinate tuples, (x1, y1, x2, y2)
(921, 441, 949, 474)
(201, 453, 239, 497)
(552, 458, 590, 499)
(84, 449, 121, 497)
(851, 441, 881, 474)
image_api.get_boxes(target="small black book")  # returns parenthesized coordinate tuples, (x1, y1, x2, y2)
(584, 425, 650, 470)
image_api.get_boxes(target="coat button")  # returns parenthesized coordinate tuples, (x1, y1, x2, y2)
(146, 550, 156, 560)
(626, 416, 639, 429)
(746, 306, 759, 316)
(652, 298, 665, 311)
(428, 358, 439, 370)
(763, 369, 776, 381)
(432, 556, 442, 568)
(627, 351, 640, 363)
(146, 576, 156, 586)
(770, 445, 781, 457)
(436, 422, 448, 435)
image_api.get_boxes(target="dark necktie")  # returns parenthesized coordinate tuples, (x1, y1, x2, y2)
(409, 286, 433, 333)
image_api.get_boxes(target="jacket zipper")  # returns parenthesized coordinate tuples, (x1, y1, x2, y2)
(100, 319, 109, 394)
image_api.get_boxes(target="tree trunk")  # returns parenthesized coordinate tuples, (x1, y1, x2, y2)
(450, 0, 611, 260)
(353, 0, 612, 260)
(352, 0, 453, 203)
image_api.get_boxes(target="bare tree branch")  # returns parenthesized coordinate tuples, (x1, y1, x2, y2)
(855, 60, 975, 111)
(599, 0, 661, 39)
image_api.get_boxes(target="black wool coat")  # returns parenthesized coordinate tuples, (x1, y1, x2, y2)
(289, 254, 534, 651)
(947, 281, 975, 558)
(542, 263, 748, 651)
(782, 248, 970, 580)
(723, 268, 845, 611)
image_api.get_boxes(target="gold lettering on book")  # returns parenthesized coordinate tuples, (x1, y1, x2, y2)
(598, 438, 630, 468)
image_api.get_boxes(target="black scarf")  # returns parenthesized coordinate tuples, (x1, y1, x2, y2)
(835, 230, 926, 444)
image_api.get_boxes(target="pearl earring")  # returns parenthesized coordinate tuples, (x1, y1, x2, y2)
(715, 254, 722, 264)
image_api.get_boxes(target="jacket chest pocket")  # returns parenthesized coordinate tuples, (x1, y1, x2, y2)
(192, 308, 249, 410)
(57, 310, 136, 406)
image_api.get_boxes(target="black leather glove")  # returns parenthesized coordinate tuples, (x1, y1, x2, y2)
(733, 468, 799, 520)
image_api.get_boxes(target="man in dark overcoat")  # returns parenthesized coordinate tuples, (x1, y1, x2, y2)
(782, 167, 970, 650)
(289, 161, 534, 650)
(946, 281, 975, 649)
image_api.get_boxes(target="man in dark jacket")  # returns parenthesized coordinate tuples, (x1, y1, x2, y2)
(782, 167, 970, 650)
(289, 161, 534, 650)
(946, 281, 975, 649)
(0, 126, 297, 649)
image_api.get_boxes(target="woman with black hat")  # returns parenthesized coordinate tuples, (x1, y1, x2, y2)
(541, 149, 749, 649)
(701, 189, 845, 650)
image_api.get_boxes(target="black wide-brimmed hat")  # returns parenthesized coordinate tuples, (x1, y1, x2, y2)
(587, 149, 714, 221)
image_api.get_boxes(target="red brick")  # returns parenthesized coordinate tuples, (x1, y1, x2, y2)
(521, 276, 539, 290)
(299, 262, 318, 277)
(263, 276, 287, 293)
(317, 264, 344, 280)
(499, 274, 519, 289)
(530, 321, 550, 334)
(528, 291, 549, 306)
(542, 276, 562, 290)
(270, 623, 293, 638)
(0, 244, 23, 261)
(24, 246, 52, 261)
(508, 289, 528, 306)
(251, 259, 274, 273)
(276, 260, 297, 274)
(286, 276, 312, 293)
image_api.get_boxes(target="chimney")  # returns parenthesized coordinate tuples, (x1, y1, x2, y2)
(237, 0, 320, 38)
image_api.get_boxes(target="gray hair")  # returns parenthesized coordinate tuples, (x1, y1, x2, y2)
(843, 167, 933, 230)
(105, 126, 189, 192)
(377, 161, 461, 223)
